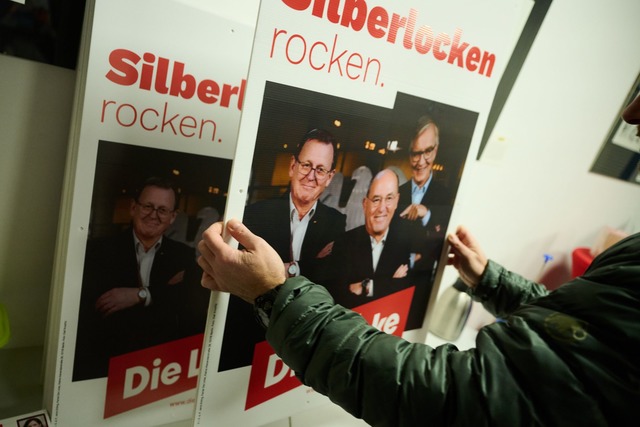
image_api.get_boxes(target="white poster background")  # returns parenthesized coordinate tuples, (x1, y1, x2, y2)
(43, 0, 255, 425)
(193, 0, 532, 426)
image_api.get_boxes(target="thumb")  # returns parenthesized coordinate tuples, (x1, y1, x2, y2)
(226, 219, 261, 252)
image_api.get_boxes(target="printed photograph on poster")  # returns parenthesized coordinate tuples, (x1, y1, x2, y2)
(219, 81, 478, 374)
(71, 140, 230, 413)
(16, 412, 49, 427)
(591, 74, 640, 185)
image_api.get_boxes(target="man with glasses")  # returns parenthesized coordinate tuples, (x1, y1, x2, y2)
(218, 128, 346, 371)
(394, 115, 454, 328)
(327, 169, 422, 309)
(398, 115, 453, 239)
(73, 176, 198, 380)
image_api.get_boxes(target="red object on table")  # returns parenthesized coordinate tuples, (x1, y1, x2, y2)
(572, 247, 594, 278)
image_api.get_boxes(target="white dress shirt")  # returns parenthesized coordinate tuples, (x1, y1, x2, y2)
(134, 231, 161, 306)
(289, 194, 317, 263)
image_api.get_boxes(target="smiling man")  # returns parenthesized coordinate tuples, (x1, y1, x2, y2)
(73, 177, 197, 381)
(397, 115, 453, 238)
(327, 169, 421, 308)
(219, 128, 346, 371)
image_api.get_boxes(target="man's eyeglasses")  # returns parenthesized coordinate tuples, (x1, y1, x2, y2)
(136, 201, 174, 218)
(295, 158, 333, 180)
(366, 193, 398, 208)
(410, 145, 437, 161)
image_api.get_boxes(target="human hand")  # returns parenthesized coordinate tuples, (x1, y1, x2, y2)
(400, 203, 427, 221)
(447, 225, 488, 288)
(393, 264, 409, 278)
(95, 287, 139, 316)
(197, 219, 287, 304)
(349, 282, 363, 295)
(316, 241, 334, 259)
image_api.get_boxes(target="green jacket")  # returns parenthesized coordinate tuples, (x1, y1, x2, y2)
(266, 233, 640, 426)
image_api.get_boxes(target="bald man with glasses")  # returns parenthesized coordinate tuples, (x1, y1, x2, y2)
(326, 169, 428, 314)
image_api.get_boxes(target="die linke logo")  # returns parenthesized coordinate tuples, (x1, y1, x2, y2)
(245, 287, 415, 409)
(104, 333, 204, 418)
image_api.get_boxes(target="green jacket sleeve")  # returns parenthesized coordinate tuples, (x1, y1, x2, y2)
(267, 277, 465, 426)
(266, 231, 640, 427)
(469, 259, 549, 318)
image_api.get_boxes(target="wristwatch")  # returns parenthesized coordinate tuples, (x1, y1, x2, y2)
(137, 287, 148, 303)
(287, 261, 299, 277)
(362, 279, 373, 297)
(254, 286, 281, 329)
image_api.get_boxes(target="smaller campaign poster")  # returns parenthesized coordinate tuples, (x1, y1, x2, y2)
(193, 0, 533, 426)
(42, 0, 255, 426)
(0, 410, 51, 427)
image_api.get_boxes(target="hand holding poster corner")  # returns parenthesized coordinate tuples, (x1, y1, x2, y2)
(193, 0, 532, 426)
(43, 0, 255, 425)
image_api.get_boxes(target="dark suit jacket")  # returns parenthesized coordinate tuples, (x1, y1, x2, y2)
(218, 195, 346, 372)
(397, 176, 453, 239)
(73, 228, 200, 381)
(242, 195, 347, 280)
(327, 223, 413, 308)
(397, 177, 450, 272)
(326, 221, 434, 329)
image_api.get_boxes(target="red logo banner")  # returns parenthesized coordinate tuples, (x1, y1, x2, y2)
(352, 286, 414, 336)
(244, 287, 414, 409)
(104, 333, 204, 418)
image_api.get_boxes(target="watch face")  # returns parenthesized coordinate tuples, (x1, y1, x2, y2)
(138, 288, 148, 299)
(288, 262, 298, 275)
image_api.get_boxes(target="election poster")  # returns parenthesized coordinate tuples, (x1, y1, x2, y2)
(42, 0, 255, 425)
(193, 0, 533, 426)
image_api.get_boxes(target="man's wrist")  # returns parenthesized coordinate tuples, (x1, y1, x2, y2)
(137, 287, 149, 305)
(254, 284, 284, 329)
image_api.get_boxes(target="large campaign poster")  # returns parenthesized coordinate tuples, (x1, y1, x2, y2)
(43, 0, 255, 425)
(193, 0, 533, 426)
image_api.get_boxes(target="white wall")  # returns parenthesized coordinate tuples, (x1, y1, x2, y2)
(443, 0, 640, 288)
(0, 0, 639, 425)
(0, 55, 75, 349)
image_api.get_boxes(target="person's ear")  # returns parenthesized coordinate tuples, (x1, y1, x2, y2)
(289, 155, 296, 178)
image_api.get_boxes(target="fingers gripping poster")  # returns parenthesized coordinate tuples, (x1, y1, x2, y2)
(193, 0, 532, 426)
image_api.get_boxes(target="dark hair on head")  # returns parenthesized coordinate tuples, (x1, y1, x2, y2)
(135, 176, 179, 210)
(412, 115, 440, 146)
(296, 128, 337, 169)
(22, 417, 44, 427)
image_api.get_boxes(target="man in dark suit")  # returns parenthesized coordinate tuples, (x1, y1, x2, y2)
(328, 169, 411, 305)
(73, 177, 201, 381)
(219, 128, 346, 371)
(397, 116, 453, 240)
(327, 169, 431, 329)
(395, 116, 454, 328)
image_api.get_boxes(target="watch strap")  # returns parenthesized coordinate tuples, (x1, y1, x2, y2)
(254, 286, 282, 329)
